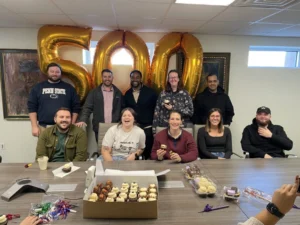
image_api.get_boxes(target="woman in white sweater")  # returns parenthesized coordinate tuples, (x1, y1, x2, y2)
(240, 176, 299, 225)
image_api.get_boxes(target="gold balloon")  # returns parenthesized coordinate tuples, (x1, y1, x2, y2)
(37, 25, 93, 102)
(92, 30, 150, 87)
(150, 33, 181, 93)
(181, 33, 203, 97)
(92, 30, 123, 87)
(124, 31, 150, 85)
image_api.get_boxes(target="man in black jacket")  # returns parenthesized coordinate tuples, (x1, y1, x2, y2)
(124, 70, 157, 159)
(76, 69, 123, 142)
(193, 73, 234, 125)
(241, 106, 293, 158)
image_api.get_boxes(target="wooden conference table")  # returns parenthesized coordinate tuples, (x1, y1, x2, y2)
(0, 159, 299, 225)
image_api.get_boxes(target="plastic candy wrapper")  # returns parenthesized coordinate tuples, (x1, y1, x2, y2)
(222, 186, 241, 202)
(29, 194, 76, 224)
(190, 176, 218, 198)
(182, 164, 202, 179)
(242, 187, 272, 204)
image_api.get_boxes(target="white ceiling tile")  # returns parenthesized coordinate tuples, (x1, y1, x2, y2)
(21, 14, 76, 25)
(52, 0, 114, 16)
(166, 4, 226, 21)
(232, 23, 293, 35)
(160, 19, 206, 31)
(0, 12, 37, 27)
(194, 21, 249, 34)
(120, 26, 159, 32)
(213, 7, 279, 22)
(260, 10, 300, 24)
(117, 17, 162, 27)
(113, 0, 170, 19)
(69, 15, 118, 30)
(124, 0, 173, 3)
(0, 0, 62, 14)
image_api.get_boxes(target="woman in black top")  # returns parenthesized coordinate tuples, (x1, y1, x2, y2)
(197, 108, 232, 159)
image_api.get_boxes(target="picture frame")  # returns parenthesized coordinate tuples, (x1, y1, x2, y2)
(176, 52, 231, 94)
(0, 49, 47, 119)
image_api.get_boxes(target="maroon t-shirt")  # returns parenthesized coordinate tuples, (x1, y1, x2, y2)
(151, 129, 198, 163)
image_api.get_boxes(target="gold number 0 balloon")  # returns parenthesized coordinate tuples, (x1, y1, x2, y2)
(37, 25, 93, 102)
(92, 30, 150, 86)
(151, 33, 203, 97)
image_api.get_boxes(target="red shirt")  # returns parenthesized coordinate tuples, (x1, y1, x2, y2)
(151, 129, 198, 163)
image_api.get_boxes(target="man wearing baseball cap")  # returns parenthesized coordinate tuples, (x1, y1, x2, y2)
(241, 106, 293, 158)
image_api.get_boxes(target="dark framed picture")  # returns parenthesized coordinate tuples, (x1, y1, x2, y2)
(0, 49, 47, 119)
(176, 52, 231, 94)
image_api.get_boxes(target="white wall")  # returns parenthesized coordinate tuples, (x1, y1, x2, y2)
(0, 28, 299, 162)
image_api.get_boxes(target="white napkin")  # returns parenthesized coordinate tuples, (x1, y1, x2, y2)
(52, 162, 80, 178)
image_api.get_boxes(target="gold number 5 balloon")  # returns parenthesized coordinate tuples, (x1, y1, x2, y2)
(37, 25, 93, 102)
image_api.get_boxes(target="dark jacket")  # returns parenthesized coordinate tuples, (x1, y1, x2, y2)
(241, 119, 293, 158)
(36, 124, 87, 162)
(27, 80, 81, 126)
(193, 86, 234, 125)
(124, 85, 157, 127)
(79, 84, 123, 133)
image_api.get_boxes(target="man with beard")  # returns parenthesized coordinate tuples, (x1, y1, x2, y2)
(193, 73, 234, 125)
(124, 70, 157, 159)
(76, 69, 123, 142)
(28, 63, 80, 137)
(36, 107, 87, 162)
(241, 106, 293, 158)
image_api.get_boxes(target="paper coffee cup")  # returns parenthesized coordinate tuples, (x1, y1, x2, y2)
(37, 156, 49, 170)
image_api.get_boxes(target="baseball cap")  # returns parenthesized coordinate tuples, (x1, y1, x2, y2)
(256, 106, 271, 115)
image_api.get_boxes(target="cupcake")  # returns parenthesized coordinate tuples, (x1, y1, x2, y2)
(149, 188, 157, 193)
(103, 184, 112, 192)
(149, 184, 156, 189)
(97, 183, 103, 189)
(207, 185, 216, 197)
(106, 180, 113, 187)
(139, 187, 148, 192)
(139, 191, 147, 198)
(119, 193, 128, 199)
(98, 193, 106, 201)
(0, 215, 7, 225)
(62, 163, 72, 173)
(148, 193, 157, 199)
(111, 187, 119, 193)
(122, 182, 130, 189)
(148, 198, 156, 201)
(105, 197, 115, 202)
(88, 193, 98, 202)
(160, 144, 167, 151)
(138, 197, 147, 202)
(128, 191, 138, 202)
(224, 187, 240, 201)
(107, 192, 117, 199)
(130, 186, 138, 192)
(116, 197, 125, 202)
(101, 188, 109, 196)
(198, 186, 207, 198)
(93, 186, 100, 194)
(88, 198, 97, 202)
(131, 182, 138, 188)
(164, 99, 170, 105)
(120, 187, 129, 193)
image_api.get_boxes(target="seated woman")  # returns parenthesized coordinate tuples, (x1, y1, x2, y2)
(101, 108, 145, 161)
(151, 110, 198, 163)
(197, 108, 232, 159)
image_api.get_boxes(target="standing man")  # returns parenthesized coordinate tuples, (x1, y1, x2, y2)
(124, 70, 157, 159)
(193, 73, 234, 125)
(76, 69, 123, 142)
(241, 106, 293, 158)
(28, 63, 80, 137)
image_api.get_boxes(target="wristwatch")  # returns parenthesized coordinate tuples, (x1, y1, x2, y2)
(266, 202, 285, 219)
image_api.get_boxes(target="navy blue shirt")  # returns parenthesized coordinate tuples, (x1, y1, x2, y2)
(27, 80, 80, 126)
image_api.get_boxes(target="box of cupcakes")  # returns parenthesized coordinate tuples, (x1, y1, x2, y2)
(83, 168, 158, 219)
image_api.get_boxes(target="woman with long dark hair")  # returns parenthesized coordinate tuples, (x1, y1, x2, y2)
(197, 108, 232, 159)
(101, 108, 145, 161)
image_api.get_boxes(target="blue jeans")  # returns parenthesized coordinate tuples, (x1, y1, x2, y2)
(98, 155, 126, 161)
(211, 152, 225, 158)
